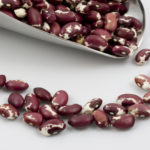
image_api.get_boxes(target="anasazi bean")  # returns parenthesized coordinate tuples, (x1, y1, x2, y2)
(0, 104, 20, 120)
(40, 119, 66, 136)
(135, 74, 150, 90)
(0, 0, 143, 57)
(111, 114, 135, 129)
(117, 94, 143, 107)
(143, 92, 150, 104)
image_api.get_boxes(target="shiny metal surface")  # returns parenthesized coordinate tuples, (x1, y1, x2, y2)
(0, 0, 145, 59)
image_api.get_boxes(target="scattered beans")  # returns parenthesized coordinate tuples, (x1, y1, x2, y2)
(39, 104, 59, 120)
(25, 93, 40, 112)
(40, 119, 66, 136)
(103, 103, 126, 116)
(68, 114, 94, 128)
(135, 49, 150, 65)
(128, 104, 150, 118)
(5, 80, 29, 91)
(0, 104, 20, 120)
(58, 104, 82, 116)
(51, 90, 68, 109)
(93, 110, 110, 128)
(0, 0, 142, 57)
(117, 94, 143, 107)
(82, 98, 102, 114)
(0, 74, 6, 88)
(135, 74, 150, 90)
(8, 93, 24, 109)
(143, 92, 150, 104)
(34, 87, 52, 101)
(111, 114, 135, 129)
(23, 112, 43, 126)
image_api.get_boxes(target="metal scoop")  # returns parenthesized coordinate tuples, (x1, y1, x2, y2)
(0, 0, 145, 59)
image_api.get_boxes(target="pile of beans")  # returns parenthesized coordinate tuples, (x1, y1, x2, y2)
(0, 74, 150, 136)
(0, 0, 143, 57)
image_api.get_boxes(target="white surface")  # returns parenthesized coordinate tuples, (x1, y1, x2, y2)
(0, 1, 150, 150)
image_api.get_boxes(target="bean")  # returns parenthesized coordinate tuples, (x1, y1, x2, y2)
(51, 90, 68, 109)
(0, 74, 6, 88)
(143, 92, 150, 104)
(0, 104, 19, 120)
(135, 49, 150, 65)
(39, 104, 59, 120)
(5, 80, 29, 91)
(82, 98, 102, 114)
(68, 114, 94, 128)
(128, 104, 150, 118)
(103, 103, 126, 116)
(111, 114, 135, 129)
(117, 94, 143, 107)
(34, 87, 52, 101)
(93, 110, 110, 128)
(40, 119, 66, 136)
(58, 104, 82, 116)
(8, 93, 24, 109)
(23, 112, 43, 126)
(25, 93, 40, 112)
(135, 74, 150, 90)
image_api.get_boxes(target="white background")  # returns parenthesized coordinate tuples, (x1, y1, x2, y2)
(0, 0, 150, 150)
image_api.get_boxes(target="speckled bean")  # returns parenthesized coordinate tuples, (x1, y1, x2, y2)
(112, 45, 133, 57)
(117, 94, 143, 107)
(103, 103, 126, 116)
(143, 92, 150, 104)
(135, 49, 150, 65)
(128, 104, 150, 118)
(82, 98, 102, 114)
(39, 104, 59, 120)
(23, 112, 43, 126)
(25, 93, 40, 112)
(0, 0, 21, 10)
(51, 90, 68, 109)
(40, 119, 66, 136)
(0, 104, 19, 120)
(111, 114, 135, 129)
(59, 22, 82, 40)
(84, 35, 108, 51)
(91, 29, 112, 41)
(135, 74, 150, 90)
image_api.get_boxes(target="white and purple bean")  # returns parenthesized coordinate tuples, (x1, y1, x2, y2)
(39, 104, 59, 120)
(82, 98, 102, 114)
(111, 114, 135, 129)
(135, 49, 150, 65)
(23, 112, 43, 126)
(135, 74, 150, 90)
(103, 103, 126, 116)
(39, 119, 66, 136)
(117, 94, 143, 107)
(0, 104, 20, 120)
